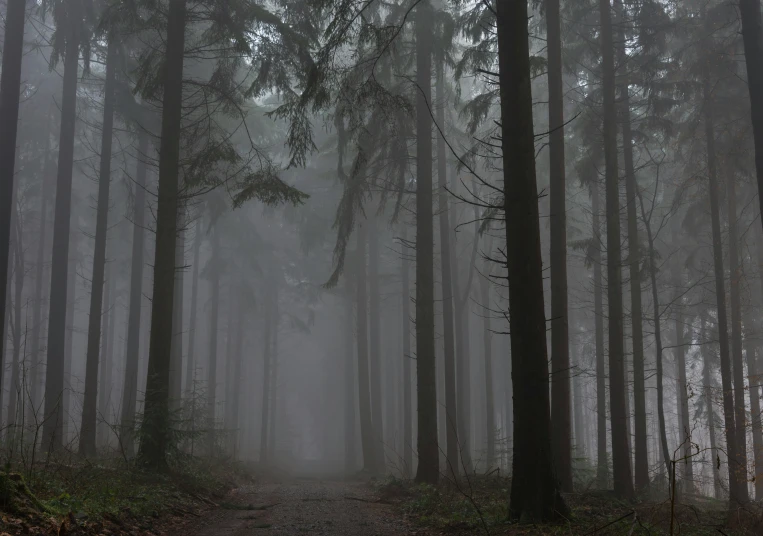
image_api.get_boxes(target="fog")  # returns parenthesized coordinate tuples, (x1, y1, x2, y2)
(5, 0, 763, 522)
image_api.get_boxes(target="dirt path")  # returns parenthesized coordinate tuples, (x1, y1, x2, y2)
(188, 478, 416, 536)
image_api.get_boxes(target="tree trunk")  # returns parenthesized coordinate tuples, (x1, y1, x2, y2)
(497, 0, 566, 519)
(229, 297, 244, 458)
(8, 216, 23, 432)
(206, 228, 221, 455)
(42, 0, 83, 452)
(673, 285, 694, 490)
(726, 165, 749, 494)
(62, 246, 77, 445)
(401, 223, 413, 478)
(738, 0, 763, 241)
(638, 184, 673, 480)
(0, 0, 28, 376)
(452, 243, 473, 474)
(185, 218, 202, 394)
(98, 264, 117, 447)
(479, 252, 495, 469)
(259, 279, 273, 464)
(615, 0, 648, 493)
(138, 0, 186, 469)
(592, 182, 608, 488)
(354, 225, 374, 473)
(368, 213, 385, 474)
(80, 38, 117, 457)
(169, 220, 185, 411)
(702, 315, 724, 499)
(745, 339, 763, 500)
(702, 26, 747, 501)
(344, 284, 357, 474)
(599, 0, 633, 500)
(435, 63, 459, 478)
(546, 0, 572, 492)
(413, 0, 438, 486)
(268, 285, 279, 460)
(120, 132, 148, 457)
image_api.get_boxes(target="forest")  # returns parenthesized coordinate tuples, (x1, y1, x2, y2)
(4, 0, 763, 534)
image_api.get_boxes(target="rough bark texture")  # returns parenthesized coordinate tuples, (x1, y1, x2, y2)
(435, 65, 459, 478)
(43, 0, 83, 452)
(546, 0, 572, 493)
(498, 0, 566, 520)
(413, 0, 438, 486)
(80, 39, 117, 457)
(599, 0, 634, 500)
(120, 132, 148, 457)
(137, 0, 186, 469)
(0, 0, 27, 378)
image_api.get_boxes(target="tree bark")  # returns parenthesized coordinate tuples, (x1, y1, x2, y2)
(592, 182, 608, 488)
(599, 0, 634, 500)
(726, 165, 749, 493)
(615, 0, 648, 492)
(62, 246, 76, 445)
(702, 315, 724, 499)
(413, 0, 438, 486)
(43, 0, 83, 451)
(479, 251, 495, 469)
(497, 0, 566, 519)
(368, 213, 385, 473)
(120, 132, 148, 457)
(435, 63, 459, 478)
(206, 228, 221, 455)
(169, 221, 185, 412)
(401, 223, 412, 478)
(80, 38, 117, 457)
(701, 27, 747, 501)
(745, 339, 763, 500)
(547, 0, 572, 492)
(354, 225, 374, 473)
(672, 284, 694, 490)
(97, 263, 116, 448)
(0, 0, 28, 376)
(138, 0, 186, 469)
(185, 218, 202, 394)
(8, 216, 23, 432)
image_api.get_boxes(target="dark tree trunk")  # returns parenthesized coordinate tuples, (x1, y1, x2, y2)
(547, 0, 572, 492)
(702, 315, 723, 499)
(62, 247, 77, 445)
(97, 265, 117, 448)
(479, 252, 495, 469)
(615, 0, 648, 492)
(599, 0, 634, 500)
(452, 239, 473, 474)
(43, 0, 83, 451)
(368, 213, 385, 473)
(169, 221, 185, 411)
(206, 228, 221, 455)
(185, 218, 202, 394)
(401, 223, 412, 478)
(229, 297, 244, 458)
(354, 225, 374, 472)
(745, 338, 763, 500)
(8, 216, 23, 432)
(638, 184, 673, 480)
(120, 132, 148, 457)
(738, 0, 763, 241)
(138, 0, 186, 469)
(726, 166, 748, 492)
(413, 0, 438, 486)
(672, 288, 694, 489)
(592, 182, 608, 488)
(435, 64, 459, 478)
(497, 0, 566, 519)
(0, 0, 28, 374)
(702, 28, 747, 501)
(80, 39, 117, 457)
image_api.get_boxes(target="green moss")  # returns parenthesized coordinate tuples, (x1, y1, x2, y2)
(0, 472, 50, 515)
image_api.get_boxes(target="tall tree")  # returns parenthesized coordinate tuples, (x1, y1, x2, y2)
(479, 251, 495, 469)
(497, 0, 567, 519)
(0, 0, 27, 372)
(598, 0, 634, 499)
(367, 213, 385, 473)
(120, 132, 149, 456)
(185, 219, 202, 394)
(401, 223, 412, 478)
(137, 0, 186, 469)
(43, 0, 85, 451)
(354, 225, 374, 472)
(546, 0, 572, 493)
(206, 227, 221, 454)
(592, 181, 608, 488)
(413, 0, 438, 486)
(80, 38, 118, 457)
